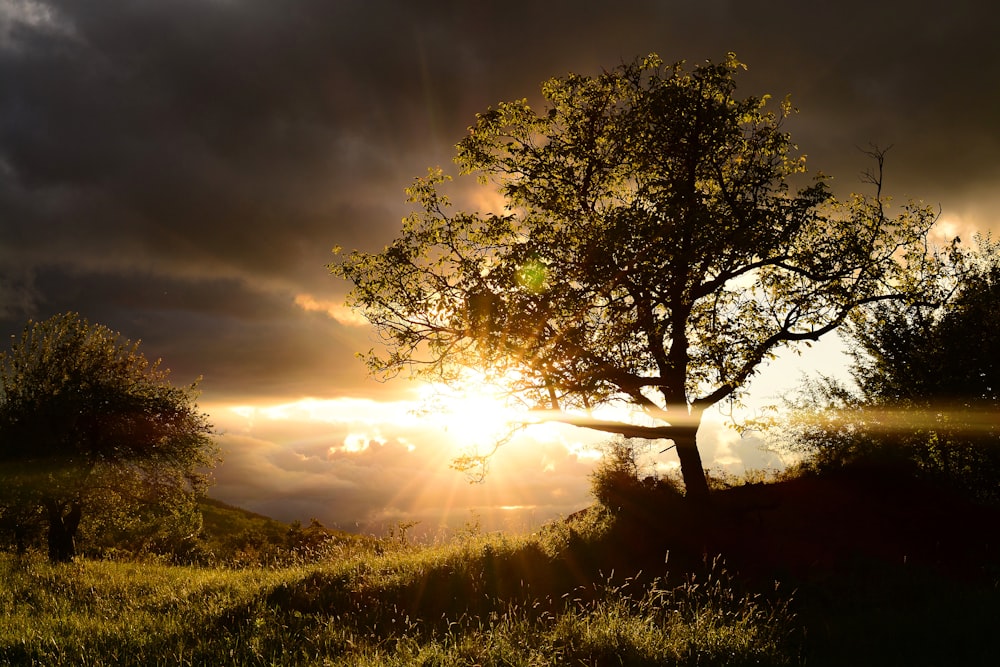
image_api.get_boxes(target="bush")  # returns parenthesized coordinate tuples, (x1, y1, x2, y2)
(590, 437, 683, 515)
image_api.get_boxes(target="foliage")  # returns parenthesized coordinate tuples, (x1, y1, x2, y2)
(776, 237, 1000, 503)
(0, 312, 218, 562)
(590, 437, 684, 514)
(203, 512, 358, 568)
(591, 437, 649, 509)
(194, 498, 324, 566)
(332, 53, 944, 500)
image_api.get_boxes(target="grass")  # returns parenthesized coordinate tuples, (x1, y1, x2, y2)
(0, 555, 299, 665)
(0, 514, 800, 666)
(198, 497, 293, 548)
(5, 463, 997, 665)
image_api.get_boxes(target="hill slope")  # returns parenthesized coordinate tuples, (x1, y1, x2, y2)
(197, 497, 366, 565)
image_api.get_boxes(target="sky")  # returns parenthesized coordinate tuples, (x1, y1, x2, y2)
(1, 0, 998, 536)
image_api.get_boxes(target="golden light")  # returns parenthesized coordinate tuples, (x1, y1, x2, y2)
(214, 374, 569, 465)
(414, 368, 546, 452)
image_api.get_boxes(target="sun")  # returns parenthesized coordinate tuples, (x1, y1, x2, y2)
(414, 369, 542, 451)
(212, 367, 563, 455)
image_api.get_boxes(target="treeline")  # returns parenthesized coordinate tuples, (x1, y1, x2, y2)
(195, 500, 368, 567)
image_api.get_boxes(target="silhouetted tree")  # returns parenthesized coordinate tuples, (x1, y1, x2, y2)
(852, 237, 999, 407)
(332, 54, 944, 502)
(780, 237, 1000, 502)
(0, 313, 218, 561)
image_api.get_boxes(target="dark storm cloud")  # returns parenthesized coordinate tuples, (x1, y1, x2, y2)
(1, 0, 418, 274)
(2, 0, 998, 402)
(0, 0, 462, 399)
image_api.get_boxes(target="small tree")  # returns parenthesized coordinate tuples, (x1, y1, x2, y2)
(780, 238, 1000, 502)
(0, 312, 218, 561)
(332, 54, 943, 502)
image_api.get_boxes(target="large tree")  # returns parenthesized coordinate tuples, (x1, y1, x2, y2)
(332, 54, 942, 502)
(0, 313, 218, 561)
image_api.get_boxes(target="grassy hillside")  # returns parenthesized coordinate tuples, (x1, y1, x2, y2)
(0, 512, 797, 666)
(592, 463, 1000, 666)
(195, 497, 367, 566)
(1, 466, 997, 665)
(199, 496, 293, 544)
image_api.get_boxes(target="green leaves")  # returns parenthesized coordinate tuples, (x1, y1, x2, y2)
(0, 313, 218, 560)
(331, 54, 943, 495)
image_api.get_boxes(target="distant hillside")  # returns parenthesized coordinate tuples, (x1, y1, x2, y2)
(198, 497, 291, 544)
(196, 497, 367, 565)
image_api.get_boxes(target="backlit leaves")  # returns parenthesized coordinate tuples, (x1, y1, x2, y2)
(331, 53, 942, 448)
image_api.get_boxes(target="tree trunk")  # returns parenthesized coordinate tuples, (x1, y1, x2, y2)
(14, 522, 28, 556)
(673, 425, 711, 504)
(46, 499, 82, 563)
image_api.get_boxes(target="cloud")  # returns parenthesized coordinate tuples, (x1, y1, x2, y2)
(0, 0, 78, 50)
(701, 422, 788, 476)
(206, 398, 604, 535)
(206, 396, 781, 538)
(294, 293, 369, 327)
(0, 267, 37, 319)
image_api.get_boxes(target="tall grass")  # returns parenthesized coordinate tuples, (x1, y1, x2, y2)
(0, 520, 801, 666)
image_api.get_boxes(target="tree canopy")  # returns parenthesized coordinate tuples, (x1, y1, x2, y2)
(0, 312, 218, 561)
(331, 54, 944, 501)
